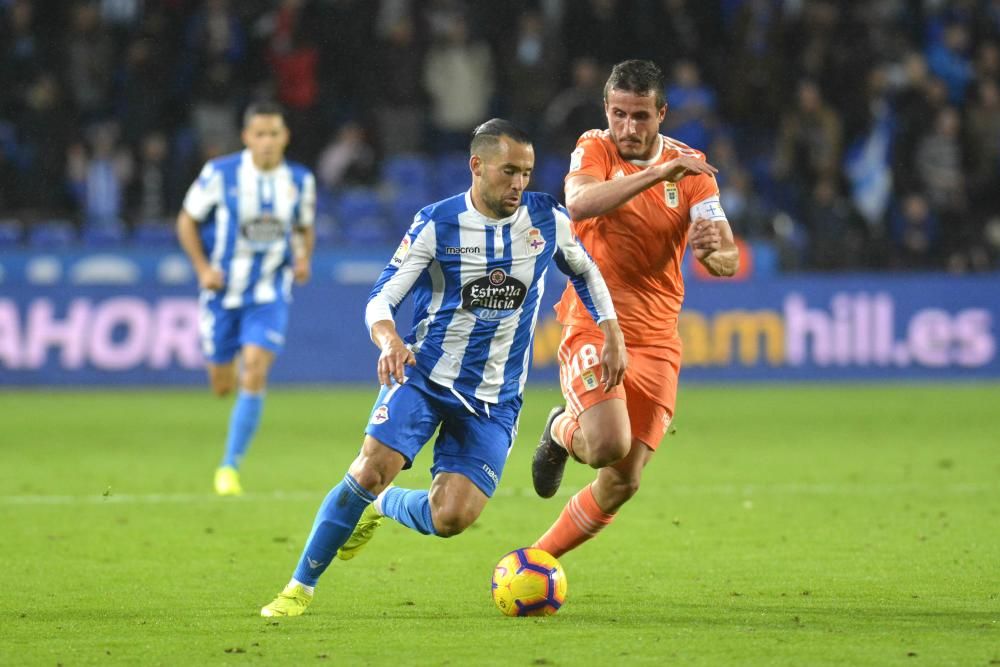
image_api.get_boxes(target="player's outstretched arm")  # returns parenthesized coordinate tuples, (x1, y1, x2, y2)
(564, 156, 718, 221)
(369, 320, 415, 387)
(176, 209, 223, 290)
(689, 218, 740, 277)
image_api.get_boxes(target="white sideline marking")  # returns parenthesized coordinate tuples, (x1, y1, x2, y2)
(0, 482, 994, 507)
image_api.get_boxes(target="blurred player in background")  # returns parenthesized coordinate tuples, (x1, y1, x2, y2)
(531, 59, 739, 557)
(260, 118, 625, 617)
(176, 101, 316, 496)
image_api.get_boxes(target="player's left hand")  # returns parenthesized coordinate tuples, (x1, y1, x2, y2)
(293, 257, 311, 284)
(688, 218, 722, 260)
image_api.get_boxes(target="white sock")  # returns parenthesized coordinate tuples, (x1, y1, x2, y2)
(289, 578, 314, 595)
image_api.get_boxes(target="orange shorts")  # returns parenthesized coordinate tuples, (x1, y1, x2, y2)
(557, 323, 682, 450)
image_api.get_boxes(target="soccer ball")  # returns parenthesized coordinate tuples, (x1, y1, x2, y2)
(491, 547, 567, 616)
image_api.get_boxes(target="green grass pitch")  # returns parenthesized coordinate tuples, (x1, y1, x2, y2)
(1, 384, 997, 666)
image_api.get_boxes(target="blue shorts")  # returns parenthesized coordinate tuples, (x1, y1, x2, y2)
(199, 298, 289, 364)
(365, 378, 522, 497)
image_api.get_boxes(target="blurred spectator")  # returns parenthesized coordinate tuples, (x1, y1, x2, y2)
(772, 79, 843, 213)
(664, 59, 718, 152)
(964, 79, 1000, 206)
(260, 0, 322, 164)
(0, 0, 46, 116)
(67, 121, 132, 225)
(128, 131, 171, 223)
(889, 193, 940, 270)
(889, 52, 943, 194)
(542, 57, 606, 157)
(118, 33, 169, 149)
(422, 12, 495, 151)
(562, 0, 627, 67)
(316, 121, 377, 191)
(66, 1, 114, 121)
(371, 13, 427, 155)
(505, 10, 562, 139)
(710, 134, 772, 241)
(15, 72, 75, 211)
(802, 177, 867, 271)
(915, 106, 966, 215)
(925, 21, 974, 104)
(721, 0, 785, 130)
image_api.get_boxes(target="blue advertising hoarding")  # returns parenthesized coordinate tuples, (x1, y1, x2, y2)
(0, 250, 997, 385)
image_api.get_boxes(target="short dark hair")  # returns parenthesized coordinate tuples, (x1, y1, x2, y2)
(469, 118, 532, 156)
(604, 59, 665, 108)
(243, 101, 286, 128)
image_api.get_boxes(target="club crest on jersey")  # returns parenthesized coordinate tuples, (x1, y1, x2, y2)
(391, 236, 411, 266)
(525, 227, 546, 255)
(664, 182, 680, 208)
(462, 269, 527, 321)
(370, 405, 389, 425)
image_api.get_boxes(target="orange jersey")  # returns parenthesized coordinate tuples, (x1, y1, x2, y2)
(555, 130, 720, 345)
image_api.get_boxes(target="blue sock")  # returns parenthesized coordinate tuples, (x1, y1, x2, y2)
(380, 487, 438, 536)
(292, 474, 376, 586)
(221, 391, 263, 469)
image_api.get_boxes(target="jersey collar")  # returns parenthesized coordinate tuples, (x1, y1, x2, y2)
(626, 135, 664, 168)
(464, 190, 522, 226)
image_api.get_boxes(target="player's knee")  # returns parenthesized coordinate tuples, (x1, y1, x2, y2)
(240, 374, 267, 393)
(609, 477, 641, 504)
(588, 436, 631, 468)
(430, 507, 476, 538)
(211, 380, 234, 397)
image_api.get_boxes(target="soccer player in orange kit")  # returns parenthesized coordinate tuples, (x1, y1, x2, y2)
(531, 59, 740, 558)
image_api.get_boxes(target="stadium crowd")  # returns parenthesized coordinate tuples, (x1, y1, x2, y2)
(1, 0, 998, 272)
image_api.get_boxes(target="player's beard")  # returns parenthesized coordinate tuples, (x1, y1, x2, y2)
(615, 135, 651, 160)
(484, 190, 520, 219)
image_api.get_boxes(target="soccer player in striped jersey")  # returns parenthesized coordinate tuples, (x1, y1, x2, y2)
(530, 59, 739, 559)
(261, 118, 626, 617)
(176, 101, 316, 496)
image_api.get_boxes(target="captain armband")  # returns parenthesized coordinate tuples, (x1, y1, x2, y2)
(689, 196, 728, 224)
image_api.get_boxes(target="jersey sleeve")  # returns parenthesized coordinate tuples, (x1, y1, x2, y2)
(297, 171, 316, 227)
(365, 215, 436, 332)
(551, 204, 616, 324)
(566, 132, 612, 183)
(182, 162, 222, 222)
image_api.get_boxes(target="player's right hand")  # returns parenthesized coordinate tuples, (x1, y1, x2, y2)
(377, 338, 416, 387)
(198, 267, 225, 291)
(599, 320, 628, 392)
(658, 156, 718, 183)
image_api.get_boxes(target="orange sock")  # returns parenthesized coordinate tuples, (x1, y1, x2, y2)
(551, 411, 580, 460)
(533, 483, 615, 558)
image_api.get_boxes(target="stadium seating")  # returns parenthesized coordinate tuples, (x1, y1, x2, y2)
(435, 153, 471, 199)
(132, 219, 178, 247)
(334, 188, 391, 245)
(27, 219, 76, 248)
(81, 219, 129, 248)
(0, 218, 22, 247)
(381, 154, 434, 194)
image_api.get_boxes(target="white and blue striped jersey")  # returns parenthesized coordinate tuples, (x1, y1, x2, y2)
(366, 190, 616, 404)
(182, 149, 316, 309)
